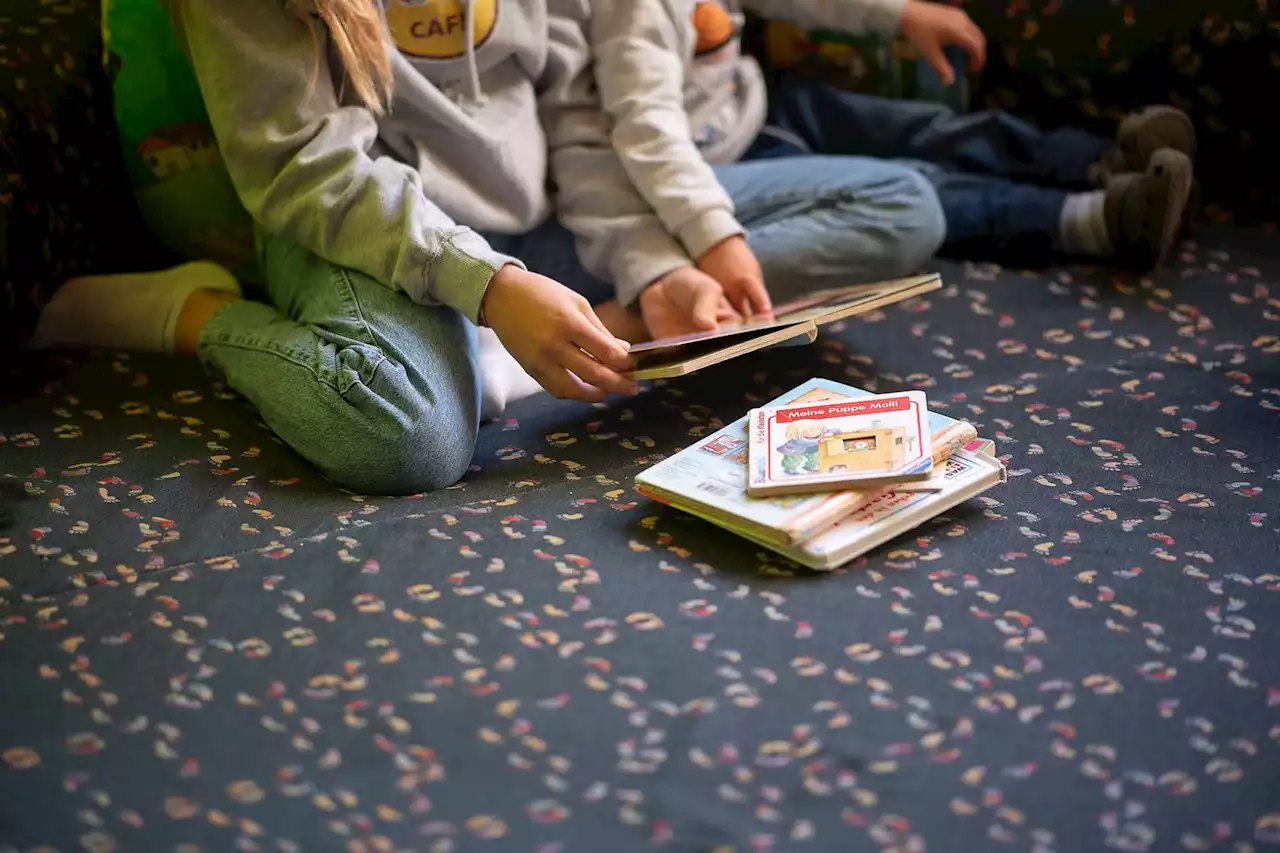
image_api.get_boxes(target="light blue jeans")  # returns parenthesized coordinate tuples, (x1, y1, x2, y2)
(747, 77, 1111, 265)
(713, 156, 945, 304)
(199, 157, 943, 495)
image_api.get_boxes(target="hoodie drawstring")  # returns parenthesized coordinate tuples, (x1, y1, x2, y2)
(462, 0, 487, 105)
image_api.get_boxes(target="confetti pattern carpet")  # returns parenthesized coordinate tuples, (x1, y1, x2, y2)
(4, 225, 1280, 852)
(4, 0, 1280, 849)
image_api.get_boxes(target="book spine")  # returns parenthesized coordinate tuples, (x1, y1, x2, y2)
(964, 438, 997, 458)
(635, 485, 673, 508)
(747, 408, 768, 489)
(807, 450, 1003, 567)
(784, 419, 978, 544)
(933, 421, 979, 465)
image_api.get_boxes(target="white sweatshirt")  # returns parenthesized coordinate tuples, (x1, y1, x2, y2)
(173, 0, 694, 317)
(590, 0, 906, 260)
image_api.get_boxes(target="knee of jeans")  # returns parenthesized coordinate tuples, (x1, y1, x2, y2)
(304, 369, 479, 496)
(881, 169, 947, 277)
(315, 406, 478, 495)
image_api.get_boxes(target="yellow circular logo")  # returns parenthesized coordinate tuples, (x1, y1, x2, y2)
(692, 1, 735, 55)
(387, 0, 498, 59)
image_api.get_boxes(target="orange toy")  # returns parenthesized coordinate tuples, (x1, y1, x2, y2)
(692, 1, 736, 55)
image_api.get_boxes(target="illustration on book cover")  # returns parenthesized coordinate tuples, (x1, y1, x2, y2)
(699, 434, 748, 463)
(749, 390, 933, 494)
(774, 420, 913, 475)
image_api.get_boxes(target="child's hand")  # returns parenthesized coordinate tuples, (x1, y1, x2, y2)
(483, 265, 639, 402)
(899, 0, 986, 86)
(639, 266, 742, 340)
(697, 235, 773, 321)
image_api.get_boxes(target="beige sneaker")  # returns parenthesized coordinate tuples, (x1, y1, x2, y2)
(1104, 148, 1194, 270)
(1091, 106, 1197, 186)
(1118, 105, 1197, 171)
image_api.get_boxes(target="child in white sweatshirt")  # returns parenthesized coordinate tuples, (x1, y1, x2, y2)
(590, 0, 1195, 318)
(32, 0, 732, 494)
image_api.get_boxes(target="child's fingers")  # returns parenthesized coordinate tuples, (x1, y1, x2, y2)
(746, 279, 774, 318)
(719, 300, 745, 326)
(582, 303, 625, 348)
(922, 43, 956, 87)
(954, 21, 986, 71)
(567, 315, 632, 370)
(560, 348, 640, 397)
(690, 286, 724, 331)
(533, 364, 608, 403)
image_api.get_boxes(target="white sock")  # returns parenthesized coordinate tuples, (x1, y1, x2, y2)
(1056, 190, 1112, 257)
(477, 326, 543, 422)
(30, 261, 242, 352)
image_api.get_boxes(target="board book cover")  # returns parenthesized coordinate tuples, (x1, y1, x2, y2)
(646, 448, 1005, 571)
(633, 377, 978, 547)
(746, 391, 934, 497)
(628, 273, 940, 380)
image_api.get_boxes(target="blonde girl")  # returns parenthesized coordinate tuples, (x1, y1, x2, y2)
(34, 0, 735, 493)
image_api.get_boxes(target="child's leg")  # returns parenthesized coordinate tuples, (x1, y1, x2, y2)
(185, 231, 482, 494)
(186, 231, 484, 494)
(31, 251, 533, 437)
(762, 77, 1192, 190)
(710, 155, 946, 303)
(926, 169, 1066, 264)
(31, 262, 245, 353)
(926, 149, 1193, 268)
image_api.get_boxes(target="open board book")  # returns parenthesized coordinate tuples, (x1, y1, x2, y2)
(634, 377, 994, 549)
(627, 273, 941, 380)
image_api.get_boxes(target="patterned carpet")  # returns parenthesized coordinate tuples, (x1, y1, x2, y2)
(3, 225, 1278, 851)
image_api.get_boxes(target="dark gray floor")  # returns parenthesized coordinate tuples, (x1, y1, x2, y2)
(3, 228, 1279, 852)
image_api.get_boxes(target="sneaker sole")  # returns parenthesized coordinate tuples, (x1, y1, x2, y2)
(1146, 150, 1194, 268)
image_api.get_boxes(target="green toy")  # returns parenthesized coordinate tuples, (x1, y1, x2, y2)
(103, 0, 259, 282)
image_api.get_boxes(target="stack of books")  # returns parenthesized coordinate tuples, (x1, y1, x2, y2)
(634, 378, 1005, 570)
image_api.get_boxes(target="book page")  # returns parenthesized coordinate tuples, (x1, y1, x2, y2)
(772, 274, 940, 326)
(628, 317, 798, 356)
(630, 274, 940, 356)
(628, 324, 817, 380)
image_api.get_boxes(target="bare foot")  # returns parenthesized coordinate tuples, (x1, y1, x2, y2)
(175, 289, 242, 354)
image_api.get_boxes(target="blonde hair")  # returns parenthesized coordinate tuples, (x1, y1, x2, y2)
(297, 0, 394, 114)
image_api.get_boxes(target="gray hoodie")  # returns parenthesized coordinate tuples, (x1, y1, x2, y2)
(172, 0, 693, 319)
(591, 0, 905, 260)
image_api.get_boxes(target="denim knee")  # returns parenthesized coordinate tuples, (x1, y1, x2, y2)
(874, 167, 947, 278)
(745, 159, 948, 296)
(202, 314, 479, 496)
(203, 232, 482, 495)
(305, 371, 480, 496)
